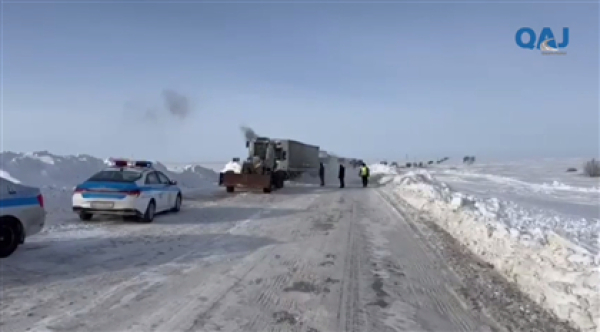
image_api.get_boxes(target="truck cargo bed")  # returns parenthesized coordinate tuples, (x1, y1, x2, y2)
(276, 139, 320, 172)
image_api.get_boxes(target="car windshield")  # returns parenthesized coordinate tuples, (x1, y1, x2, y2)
(87, 170, 142, 183)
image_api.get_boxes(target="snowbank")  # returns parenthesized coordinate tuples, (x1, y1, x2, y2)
(0, 169, 21, 183)
(369, 163, 398, 176)
(367, 163, 399, 186)
(0, 151, 219, 214)
(221, 161, 242, 174)
(381, 170, 599, 332)
(0, 151, 217, 189)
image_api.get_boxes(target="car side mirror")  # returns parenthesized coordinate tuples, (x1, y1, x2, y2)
(170, 180, 177, 185)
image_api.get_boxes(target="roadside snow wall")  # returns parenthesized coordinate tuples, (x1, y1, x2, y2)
(377, 169, 599, 332)
(0, 151, 219, 214)
(0, 151, 218, 189)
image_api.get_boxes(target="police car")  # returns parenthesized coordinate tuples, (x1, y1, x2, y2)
(0, 177, 46, 258)
(72, 159, 182, 222)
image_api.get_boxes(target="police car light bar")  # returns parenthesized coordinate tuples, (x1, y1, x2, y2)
(111, 159, 129, 167)
(107, 158, 153, 168)
(133, 161, 153, 168)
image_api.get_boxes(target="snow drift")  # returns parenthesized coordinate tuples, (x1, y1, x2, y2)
(369, 163, 398, 175)
(374, 167, 599, 332)
(0, 151, 218, 189)
(221, 161, 242, 174)
(0, 151, 219, 216)
(0, 169, 21, 183)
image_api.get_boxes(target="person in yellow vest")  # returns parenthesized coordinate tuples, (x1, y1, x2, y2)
(359, 163, 370, 187)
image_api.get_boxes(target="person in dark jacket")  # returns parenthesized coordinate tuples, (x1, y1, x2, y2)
(319, 162, 325, 186)
(338, 162, 346, 188)
(359, 163, 370, 187)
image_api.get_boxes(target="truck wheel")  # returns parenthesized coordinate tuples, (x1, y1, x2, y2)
(139, 200, 156, 223)
(263, 187, 272, 193)
(226, 186, 234, 193)
(0, 217, 21, 258)
(79, 212, 93, 221)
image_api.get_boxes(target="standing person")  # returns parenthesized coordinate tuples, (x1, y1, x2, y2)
(319, 162, 325, 186)
(338, 162, 346, 188)
(359, 163, 370, 187)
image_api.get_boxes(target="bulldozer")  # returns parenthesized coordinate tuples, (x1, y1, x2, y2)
(222, 137, 285, 193)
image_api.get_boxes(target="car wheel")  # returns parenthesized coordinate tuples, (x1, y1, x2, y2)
(140, 200, 156, 223)
(0, 217, 21, 258)
(172, 193, 182, 212)
(79, 212, 93, 221)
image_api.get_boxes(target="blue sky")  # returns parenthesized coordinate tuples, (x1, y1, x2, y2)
(2, 1, 598, 162)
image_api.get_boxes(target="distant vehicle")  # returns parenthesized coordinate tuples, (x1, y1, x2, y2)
(72, 160, 182, 222)
(221, 137, 320, 193)
(0, 177, 46, 258)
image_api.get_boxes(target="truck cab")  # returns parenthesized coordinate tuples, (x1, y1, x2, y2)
(244, 137, 278, 174)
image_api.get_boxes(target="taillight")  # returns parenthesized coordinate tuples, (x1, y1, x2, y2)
(37, 194, 44, 208)
(126, 190, 141, 197)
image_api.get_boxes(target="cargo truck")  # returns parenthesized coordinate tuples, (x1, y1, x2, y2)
(276, 139, 320, 180)
(221, 137, 320, 193)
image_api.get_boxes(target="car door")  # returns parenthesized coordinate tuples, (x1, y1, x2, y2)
(156, 172, 174, 208)
(144, 172, 166, 211)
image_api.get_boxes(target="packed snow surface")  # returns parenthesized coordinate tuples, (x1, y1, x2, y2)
(372, 159, 599, 331)
(1, 169, 577, 332)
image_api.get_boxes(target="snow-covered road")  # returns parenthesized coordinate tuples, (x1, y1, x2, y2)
(0, 183, 576, 332)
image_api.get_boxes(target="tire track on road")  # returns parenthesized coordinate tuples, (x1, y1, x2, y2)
(6, 192, 283, 332)
(336, 196, 367, 332)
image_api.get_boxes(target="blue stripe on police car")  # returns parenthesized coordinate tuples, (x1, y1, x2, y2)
(77, 182, 179, 192)
(82, 193, 128, 199)
(0, 196, 40, 208)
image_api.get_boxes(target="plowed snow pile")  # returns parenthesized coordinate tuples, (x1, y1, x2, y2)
(0, 151, 219, 217)
(221, 161, 242, 173)
(369, 164, 398, 175)
(0, 169, 21, 183)
(372, 164, 599, 332)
